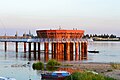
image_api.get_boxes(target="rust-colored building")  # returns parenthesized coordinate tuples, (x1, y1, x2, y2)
(36, 29, 87, 61)
(36, 30, 84, 39)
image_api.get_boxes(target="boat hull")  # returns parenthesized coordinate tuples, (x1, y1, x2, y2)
(88, 51, 99, 53)
(41, 74, 67, 80)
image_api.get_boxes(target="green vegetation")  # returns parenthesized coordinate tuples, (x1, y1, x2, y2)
(32, 61, 44, 70)
(63, 64, 73, 67)
(65, 72, 115, 80)
(110, 63, 120, 69)
(46, 59, 61, 71)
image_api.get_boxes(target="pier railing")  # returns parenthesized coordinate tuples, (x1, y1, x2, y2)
(0, 38, 87, 42)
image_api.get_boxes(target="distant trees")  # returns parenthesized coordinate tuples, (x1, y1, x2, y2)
(83, 34, 117, 38)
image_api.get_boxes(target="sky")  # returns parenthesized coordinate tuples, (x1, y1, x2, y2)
(0, 0, 120, 36)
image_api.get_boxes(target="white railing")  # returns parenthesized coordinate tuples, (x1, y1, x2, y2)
(0, 38, 87, 42)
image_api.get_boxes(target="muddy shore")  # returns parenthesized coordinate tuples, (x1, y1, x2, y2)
(63, 62, 120, 80)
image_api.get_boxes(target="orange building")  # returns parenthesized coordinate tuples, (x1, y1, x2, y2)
(36, 29, 87, 61)
(36, 30, 84, 39)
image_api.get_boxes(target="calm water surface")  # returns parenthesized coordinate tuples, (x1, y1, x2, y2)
(0, 41, 120, 80)
(88, 41, 120, 63)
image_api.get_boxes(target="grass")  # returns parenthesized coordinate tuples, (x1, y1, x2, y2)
(62, 64, 73, 67)
(65, 71, 116, 80)
(110, 63, 120, 69)
(46, 59, 61, 71)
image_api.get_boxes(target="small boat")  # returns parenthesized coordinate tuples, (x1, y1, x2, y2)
(0, 77, 16, 80)
(88, 51, 99, 53)
(41, 71, 70, 80)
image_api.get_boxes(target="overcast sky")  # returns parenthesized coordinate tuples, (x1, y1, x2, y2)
(0, 0, 120, 36)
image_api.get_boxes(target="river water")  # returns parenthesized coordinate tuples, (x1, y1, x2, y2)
(0, 41, 120, 80)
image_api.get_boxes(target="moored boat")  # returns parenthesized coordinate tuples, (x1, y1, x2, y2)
(41, 71, 70, 80)
(88, 51, 99, 53)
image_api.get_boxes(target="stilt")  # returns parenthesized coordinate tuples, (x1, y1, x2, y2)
(75, 42, 78, 61)
(51, 43, 54, 59)
(54, 43, 56, 59)
(44, 42, 49, 62)
(28, 42, 31, 59)
(56, 42, 59, 61)
(38, 42, 40, 60)
(64, 43, 67, 60)
(70, 42, 74, 61)
(66, 42, 70, 61)
(79, 42, 81, 60)
(81, 42, 84, 60)
(34, 42, 36, 60)
(59, 43, 64, 61)
(84, 42, 88, 60)
(16, 42, 18, 53)
(5, 41, 7, 52)
(24, 42, 26, 53)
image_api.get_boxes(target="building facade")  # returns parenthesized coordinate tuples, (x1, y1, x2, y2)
(36, 30, 84, 39)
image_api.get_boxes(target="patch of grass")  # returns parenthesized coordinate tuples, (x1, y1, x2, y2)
(110, 63, 120, 69)
(46, 59, 61, 71)
(65, 71, 115, 80)
(32, 61, 44, 70)
(63, 64, 73, 67)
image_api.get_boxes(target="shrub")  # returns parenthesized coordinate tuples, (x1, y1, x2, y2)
(46, 59, 61, 71)
(32, 62, 44, 70)
(65, 72, 115, 80)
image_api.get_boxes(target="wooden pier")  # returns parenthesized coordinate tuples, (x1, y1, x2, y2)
(0, 38, 88, 61)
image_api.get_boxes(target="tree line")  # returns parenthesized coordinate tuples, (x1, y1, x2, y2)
(83, 34, 117, 38)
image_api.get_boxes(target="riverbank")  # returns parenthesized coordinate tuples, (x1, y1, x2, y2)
(63, 62, 120, 80)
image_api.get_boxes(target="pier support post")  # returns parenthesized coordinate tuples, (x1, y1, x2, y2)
(24, 42, 26, 53)
(81, 42, 84, 60)
(54, 43, 56, 59)
(51, 43, 54, 59)
(84, 42, 88, 60)
(64, 43, 67, 60)
(34, 42, 36, 60)
(75, 42, 79, 61)
(66, 42, 70, 61)
(44, 42, 49, 62)
(16, 42, 18, 53)
(38, 42, 40, 60)
(79, 42, 81, 60)
(5, 41, 7, 52)
(70, 42, 74, 61)
(28, 42, 31, 59)
(56, 42, 59, 61)
(59, 43, 64, 61)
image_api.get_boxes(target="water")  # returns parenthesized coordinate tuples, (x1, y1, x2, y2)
(0, 42, 41, 80)
(87, 41, 120, 63)
(0, 41, 120, 80)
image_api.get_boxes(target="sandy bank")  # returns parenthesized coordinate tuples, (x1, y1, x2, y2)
(62, 62, 120, 80)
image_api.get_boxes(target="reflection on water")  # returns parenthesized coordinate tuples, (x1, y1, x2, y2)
(0, 41, 120, 80)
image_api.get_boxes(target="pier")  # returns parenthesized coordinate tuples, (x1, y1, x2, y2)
(0, 29, 88, 61)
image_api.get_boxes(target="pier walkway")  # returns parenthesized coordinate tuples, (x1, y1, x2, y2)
(0, 38, 86, 42)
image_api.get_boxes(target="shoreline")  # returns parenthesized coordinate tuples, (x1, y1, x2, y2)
(62, 62, 120, 80)
(62, 61, 120, 64)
